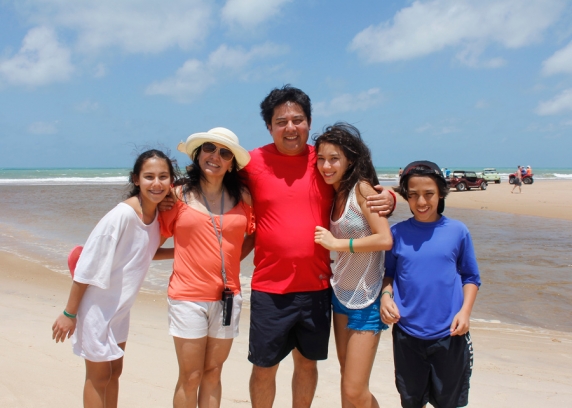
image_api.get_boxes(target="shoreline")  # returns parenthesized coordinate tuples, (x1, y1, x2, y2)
(1, 250, 572, 407)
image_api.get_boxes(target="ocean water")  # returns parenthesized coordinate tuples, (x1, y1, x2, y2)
(0, 170, 571, 332)
(1, 166, 572, 185)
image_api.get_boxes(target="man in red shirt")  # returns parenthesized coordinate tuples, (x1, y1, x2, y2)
(244, 85, 395, 407)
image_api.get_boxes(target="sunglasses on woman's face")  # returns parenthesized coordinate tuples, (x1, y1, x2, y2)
(201, 142, 234, 161)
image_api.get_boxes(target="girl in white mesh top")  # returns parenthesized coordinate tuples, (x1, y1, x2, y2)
(314, 123, 393, 408)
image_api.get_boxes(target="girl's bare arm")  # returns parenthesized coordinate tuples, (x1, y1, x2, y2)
(52, 280, 89, 343)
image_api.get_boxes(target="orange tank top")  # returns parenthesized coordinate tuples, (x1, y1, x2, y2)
(159, 199, 255, 301)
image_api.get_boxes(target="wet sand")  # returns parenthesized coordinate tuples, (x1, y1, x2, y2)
(1, 180, 572, 406)
(441, 179, 572, 220)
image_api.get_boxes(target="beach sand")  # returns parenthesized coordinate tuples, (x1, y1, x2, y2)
(438, 179, 572, 221)
(1, 180, 572, 407)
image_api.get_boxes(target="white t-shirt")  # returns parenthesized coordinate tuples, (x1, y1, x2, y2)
(329, 184, 384, 309)
(71, 203, 161, 362)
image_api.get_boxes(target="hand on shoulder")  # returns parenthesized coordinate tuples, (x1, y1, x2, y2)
(357, 181, 377, 202)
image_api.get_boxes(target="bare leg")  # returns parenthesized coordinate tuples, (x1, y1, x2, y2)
(104, 342, 125, 408)
(83, 342, 125, 408)
(250, 363, 280, 408)
(333, 313, 354, 408)
(173, 336, 207, 408)
(341, 328, 380, 408)
(197, 338, 234, 408)
(84, 360, 111, 408)
(291, 348, 318, 408)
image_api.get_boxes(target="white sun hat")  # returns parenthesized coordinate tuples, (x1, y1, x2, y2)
(177, 127, 251, 169)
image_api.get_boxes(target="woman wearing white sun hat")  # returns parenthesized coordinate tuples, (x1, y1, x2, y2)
(156, 127, 255, 407)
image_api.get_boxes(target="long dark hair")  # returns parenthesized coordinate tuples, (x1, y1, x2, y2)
(127, 149, 179, 197)
(313, 122, 379, 204)
(181, 144, 245, 204)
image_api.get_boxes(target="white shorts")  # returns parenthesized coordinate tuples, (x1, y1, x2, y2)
(168, 294, 243, 339)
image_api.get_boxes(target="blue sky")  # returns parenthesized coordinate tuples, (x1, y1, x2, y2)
(1, 0, 572, 169)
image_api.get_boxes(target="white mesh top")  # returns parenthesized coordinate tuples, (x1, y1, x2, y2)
(330, 183, 384, 309)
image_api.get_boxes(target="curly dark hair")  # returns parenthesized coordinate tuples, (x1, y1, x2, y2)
(260, 84, 312, 127)
(127, 149, 179, 197)
(313, 122, 379, 204)
(180, 144, 246, 205)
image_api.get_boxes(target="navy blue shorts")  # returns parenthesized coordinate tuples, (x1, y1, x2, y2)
(392, 325, 473, 408)
(248, 289, 332, 367)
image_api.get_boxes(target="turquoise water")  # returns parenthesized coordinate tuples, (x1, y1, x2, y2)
(1, 167, 571, 185)
(0, 168, 129, 185)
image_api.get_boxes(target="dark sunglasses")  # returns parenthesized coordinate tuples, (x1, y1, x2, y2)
(201, 142, 234, 161)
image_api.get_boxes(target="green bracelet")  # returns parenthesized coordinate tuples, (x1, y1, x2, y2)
(349, 238, 354, 253)
(63, 310, 77, 319)
(381, 291, 393, 299)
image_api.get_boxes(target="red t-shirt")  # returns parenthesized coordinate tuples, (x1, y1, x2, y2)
(243, 144, 334, 294)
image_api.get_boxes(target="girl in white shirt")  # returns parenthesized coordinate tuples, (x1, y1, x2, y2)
(314, 123, 392, 408)
(52, 149, 176, 407)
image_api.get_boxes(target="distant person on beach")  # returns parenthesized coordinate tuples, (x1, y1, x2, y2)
(313, 123, 393, 407)
(156, 128, 255, 407)
(445, 168, 451, 177)
(381, 160, 481, 408)
(526, 165, 532, 176)
(398, 167, 403, 178)
(512, 165, 522, 193)
(51, 149, 176, 407)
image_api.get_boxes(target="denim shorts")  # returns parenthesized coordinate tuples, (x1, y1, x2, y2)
(331, 292, 389, 333)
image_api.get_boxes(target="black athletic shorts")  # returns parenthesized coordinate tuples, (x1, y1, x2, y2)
(392, 324, 473, 408)
(248, 288, 332, 367)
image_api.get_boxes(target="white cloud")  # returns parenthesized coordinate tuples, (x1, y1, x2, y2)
(313, 89, 383, 117)
(208, 43, 283, 69)
(222, 0, 292, 28)
(28, 121, 59, 135)
(75, 100, 99, 112)
(146, 42, 287, 102)
(0, 26, 74, 86)
(93, 63, 107, 78)
(542, 40, 572, 76)
(416, 123, 433, 133)
(475, 99, 489, 109)
(455, 43, 507, 68)
(349, 0, 565, 67)
(17, 0, 212, 54)
(415, 122, 458, 135)
(535, 88, 572, 115)
(145, 59, 216, 103)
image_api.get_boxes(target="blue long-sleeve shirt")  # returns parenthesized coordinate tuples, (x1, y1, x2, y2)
(385, 216, 481, 340)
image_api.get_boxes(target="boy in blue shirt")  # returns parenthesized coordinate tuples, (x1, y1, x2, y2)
(381, 161, 481, 408)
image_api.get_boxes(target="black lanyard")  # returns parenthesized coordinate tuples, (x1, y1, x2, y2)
(201, 188, 227, 287)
